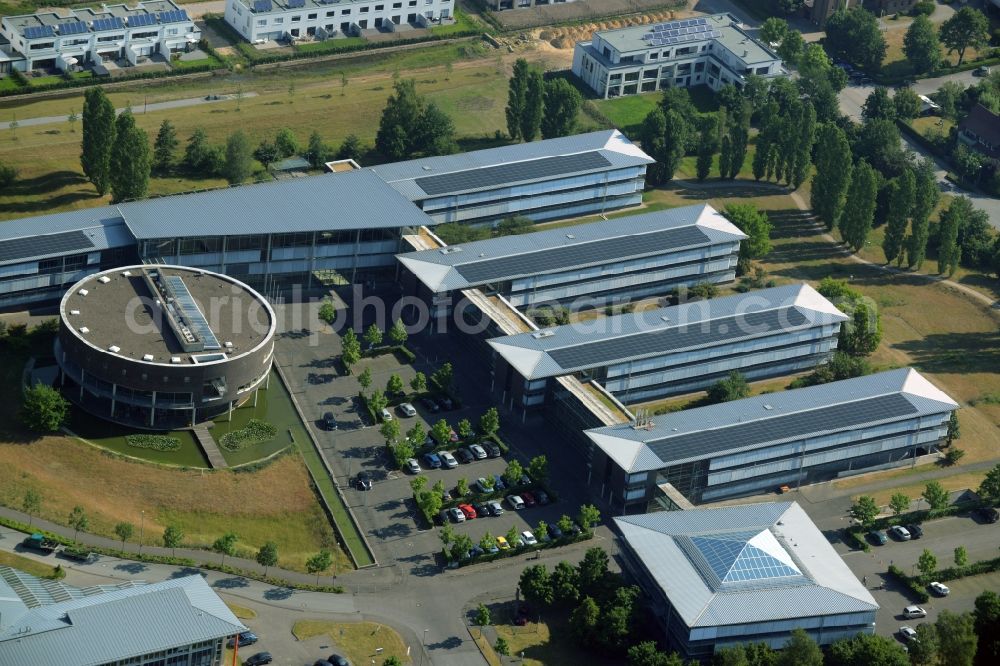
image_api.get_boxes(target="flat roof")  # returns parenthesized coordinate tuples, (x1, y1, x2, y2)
(586, 368, 958, 473)
(397, 203, 744, 293)
(371, 129, 654, 201)
(0, 207, 131, 266)
(61, 265, 273, 365)
(614, 502, 878, 629)
(487, 283, 846, 380)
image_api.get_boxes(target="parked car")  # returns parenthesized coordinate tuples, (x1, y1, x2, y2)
(975, 507, 999, 523)
(904, 605, 927, 619)
(314, 661, 334, 666)
(868, 530, 888, 545)
(520, 491, 537, 507)
(21, 533, 58, 554)
(535, 490, 550, 505)
(441, 488, 452, 502)
(906, 524, 923, 539)
(455, 448, 474, 464)
(496, 536, 511, 550)
(354, 471, 373, 491)
(482, 440, 502, 458)
(245, 653, 273, 666)
(326, 655, 350, 666)
(474, 501, 491, 517)
(322, 411, 338, 430)
(475, 477, 494, 493)
(506, 495, 525, 510)
(469, 444, 487, 460)
(423, 452, 442, 469)
(398, 402, 417, 417)
(458, 503, 477, 519)
(492, 474, 507, 491)
(439, 396, 454, 409)
(889, 525, 911, 541)
(449, 429, 459, 443)
(439, 451, 458, 468)
(899, 626, 918, 642)
(405, 458, 421, 474)
(420, 397, 440, 413)
(487, 500, 504, 516)
(227, 631, 258, 648)
(974, 65, 991, 77)
(521, 530, 538, 546)
(380, 407, 393, 422)
(929, 581, 950, 596)
(448, 507, 466, 523)
(549, 523, 563, 539)
(435, 509, 449, 526)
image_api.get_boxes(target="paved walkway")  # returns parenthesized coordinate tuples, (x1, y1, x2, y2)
(193, 424, 229, 469)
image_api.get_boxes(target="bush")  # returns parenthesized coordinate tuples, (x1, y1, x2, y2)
(126, 434, 181, 451)
(219, 419, 277, 451)
(888, 564, 930, 602)
(911, 0, 934, 16)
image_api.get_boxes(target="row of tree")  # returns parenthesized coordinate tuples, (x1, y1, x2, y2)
(81, 88, 151, 202)
(505, 58, 584, 142)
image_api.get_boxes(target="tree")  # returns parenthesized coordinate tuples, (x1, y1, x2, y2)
(114, 521, 134, 548)
(162, 524, 183, 556)
(578, 504, 601, 532)
(184, 128, 216, 175)
(357, 367, 373, 395)
(938, 197, 968, 276)
(851, 495, 880, 527)
(947, 411, 960, 445)
(387, 373, 404, 397)
(955, 545, 968, 567)
(598, 585, 640, 651)
(707, 371, 750, 403)
(81, 87, 116, 195)
(305, 131, 329, 169)
(893, 87, 922, 121)
(578, 547, 609, 593)
(909, 623, 940, 666)
(639, 108, 669, 185)
(923, 480, 950, 511)
(979, 464, 1000, 501)
(496, 215, 533, 236)
(376, 79, 423, 160)
(557, 514, 575, 540)
(20, 383, 69, 432)
(811, 124, 853, 231)
(336, 134, 362, 161)
(479, 532, 496, 551)
(918, 548, 938, 577)
(718, 133, 732, 183)
(790, 101, 816, 188)
(628, 641, 676, 666)
(68, 505, 88, 541)
(223, 130, 253, 184)
(503, 459, 524, 487)
(696, 122, 716, 181)
(409, 372, 426, 395)
(936, 610, 978, 666)
(855, 119, 905, 176)
(494, 637, 510, 656)
(457, 418, 473, 441)
(945, 448, 965, 465)
(414, 102, 457, 156)
(777, 628, 823, 666)
(904, 15, 941, 75)
(845, 302, 882, 357)
(777, 29, 804, 65)
(506, 58, 528, 141)
(253, 139, 279, 172)
(22, 489, 41, 526)
(825, 8, 886, 71)
(522, 68, 544, 142)
(275, 127, 298, 158)
(551, 560, 579, 604)
(0, 162, 17, 191)
(152, 119, 178, 173)
(519, 564, 553, 606)
(725, 102, 751, 180)
(455, 477, 469, 497)
(67, 107, 78, 133)
(840, 161, 878, 252)
(383, 658, 402, 666)
(940, 7, 989, 66)
(760, 17, 788, 46)
(690, 282, 718, 300)
(540, 78, 582, 139)
(306, 549, 333, 585)
(431, 418, 452, 446)
(527, 455, 548, 484)
(475, 603, 491, 626)
(723, 203, 772, 274)
(974, 591, 1000, 665)
(479, 407, 500, 435)
(827, 633, 909, 666)
(862, 87, 897, 122)
(256, 541, 278, 575)
(570, 596, 600, 642)
(388, 319, 407, 347)
(212, 532, 237, 566)
(109, 111, 151, 203)
(380, 418, 400, 445)
(906, 159, 939, 268)
(369, 390, 388, 418)
(341, 328, 361, 371)
(431, 362, 453, 393)
(405, 421, 425, 448)
(363, 323, 383, 350)
(883, 169, 915, 265)
(889, 492, 910, 516)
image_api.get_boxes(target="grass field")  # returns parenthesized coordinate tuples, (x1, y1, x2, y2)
(0, 549, 66, 579)
(493, 615, 591, 666)
(880, 22, 986, 79)
(225, 602, 258, 619)
(292, 621, 411, 665)
(593, 84, 719, 135)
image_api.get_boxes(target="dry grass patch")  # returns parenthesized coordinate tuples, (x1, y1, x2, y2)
(225, 602, 258, 619)
(0, 550, 65, 579)
(851, 471, 990, 506)
(292, 621, 410, 665)
(493, 615, 591, 666)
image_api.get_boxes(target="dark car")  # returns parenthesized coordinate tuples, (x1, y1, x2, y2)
(245, 653, 273, 666)
(314, 661, 334, 666)
(227, 631, 258, 648)
(868, 530, 888, 546)
(434, 509, 449, 526)
(322, 411, 337, 430)
(906, 524, 923, 539)
(521, 491, 537, 507)
(455, 448, 474, 464)
(975, 507, 1000, 523)
(474, 501, 491, 517)
(420, 397, 440, 413)
(327, 655, 350, 666)
(355, 470, 373, 491)
(482, 440, 502, 458)
(438, 395, 454, 410)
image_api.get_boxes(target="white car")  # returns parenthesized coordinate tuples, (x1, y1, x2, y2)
(929, 581, 950, 596)
(521, 530, 538, 546)
(903, 605, 927, 619)
(469, 444, 487, 459)
(889, 525, 911, 541)
(506, 494, 525, 510)
(398, 402, 417, 417)
(899, 626, 918, 642)
(380, 407, 393, 422)
(448, 507, 465, 523)
(438, 451, 458, 469)
(404, 458, 421, 474)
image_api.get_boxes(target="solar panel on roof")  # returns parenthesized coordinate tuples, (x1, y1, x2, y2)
(24, 25, 55, 39)
(163, 275, 222, 351)
(93, 16, 124, 31)
(157, 9, 189, 23)
(0, 230, 95, 263)
(58, 21, 88, 35)
(416, 151, 611, 197)
(254, 0, 273, 11)
(455, 226, 710, 286)
(287, 0, 305, 8)
(128, 13, 155, 27)
(646, 393, 918, 465)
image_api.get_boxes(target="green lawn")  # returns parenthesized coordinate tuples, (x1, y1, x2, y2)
(594, 94, 659, 134)
(68, 408, 209, 467)
(430, 10, 479, 36)
(210, 371, 296, 467)
(170, 56, 224, 71)
(295, 37, 367, 54)
(0, 550, 65, 579)
(293, 621, 411, 665)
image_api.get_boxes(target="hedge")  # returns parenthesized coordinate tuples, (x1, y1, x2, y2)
(219, 419, 277, 451)
(888, 564, 930, 603)
(445, 529, 594, 568)
(126, 433, 181, 451)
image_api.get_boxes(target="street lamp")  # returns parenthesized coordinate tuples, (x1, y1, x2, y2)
(138, 510, 145, 555)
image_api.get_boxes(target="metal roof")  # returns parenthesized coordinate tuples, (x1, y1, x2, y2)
(372, 129, 654, 201)
(120, 169, 432, 239)
(586, 368, 958, 473)
(396, 204, 745, 293)
(414, 151, 612, 196)
(0, 573, 245, 666)
(614, 502, 878, 629)
(488, 283, 846, 380)
(0, 207, 132, 267)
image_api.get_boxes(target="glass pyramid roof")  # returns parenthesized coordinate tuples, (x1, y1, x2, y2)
(690, 529, 801, 583)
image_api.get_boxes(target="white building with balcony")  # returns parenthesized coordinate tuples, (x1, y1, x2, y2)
(572, 13, 783, 98)
(224, 0, 453, 43)
(0, 0, 199, 72)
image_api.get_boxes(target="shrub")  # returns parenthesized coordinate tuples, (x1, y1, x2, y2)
(219, 419, 277, 451)
(125, 434, 181, 451)
(911, 0, 934, 16)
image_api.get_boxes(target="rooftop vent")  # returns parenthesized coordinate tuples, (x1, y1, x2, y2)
(764, 404, 773, 410)
(224, 341, 234, 349)
(661, 315, 670, 322)
(142, 354, 155, 362)
(440, 247, 462, 255)
(79, 327, 89, 334)
(532, 330, 555, 339)
(108, 345, 120, 353)
(171, 356, 182, 364)
(479, 253, 485, 258)
(78, 289, 89, 296)
(566, 234, 575, 239)
(69, 310, 80, 316)
(97, 276, 111, 284)
(122, 270, 132, 276)
(422, 166, 432, 171)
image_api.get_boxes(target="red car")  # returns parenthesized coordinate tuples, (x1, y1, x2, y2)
(458, 503, 477, 519)
(520, 491, 537, 507)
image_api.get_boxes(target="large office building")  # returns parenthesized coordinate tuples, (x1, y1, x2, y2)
(0, 0, 198, 72)
(371, 130, 653, 225)
(615, 502, 878, 660)
(586, 368, 958, 511)
(572, 14, 783, 98)
(396, 204, 745, 320)
(0, 568, 245, 666)
(224, 0, 454, 43)
(487, 283, 847, 408)
(56, 265, 276, 429)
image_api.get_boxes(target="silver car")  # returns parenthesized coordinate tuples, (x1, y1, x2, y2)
(398, 402, 417, 417)
(487, 500, 504, 516)
(405, 458, 421, 474)
(903, 605, 926, 619)
(469, 444, 487, 459)
(438, 451, 458, 469)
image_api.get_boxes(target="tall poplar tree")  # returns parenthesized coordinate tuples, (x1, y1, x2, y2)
(791, 101, 816, 189)
(81, 87, 116, 195)
(505, 58, 528, 141)
(840, 160, 878, 252)
(811, 124, 853, 231)
(109, 111, 150, 203)
(937, 197, 968, 276)
(882, 168, 915, 265)
(521, 68, 544, 143)
(906, 159, 939, 268)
